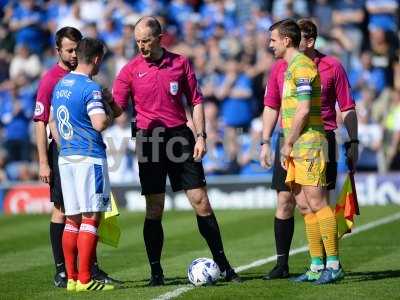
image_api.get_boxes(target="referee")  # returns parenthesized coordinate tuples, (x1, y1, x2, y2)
(112, 16, 240, 286)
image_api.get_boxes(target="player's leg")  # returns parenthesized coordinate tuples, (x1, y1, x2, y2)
(59, 159, 81, 292)
(74, 158, 115, 291)
(303, 185, 343, 284)
(48, 140, 67, 287)
(62, 214, 81, 291)
(137, 127, 168, 286)
(264, 133, 295, 280)
(291, 184, 325, 282)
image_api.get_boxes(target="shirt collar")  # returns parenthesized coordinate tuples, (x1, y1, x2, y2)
(70, 71, 89, 77)
(313, 50, 325, 66)
(139, 48, 171, 68)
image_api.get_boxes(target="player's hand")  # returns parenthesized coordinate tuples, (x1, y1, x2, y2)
(39, 162, 51, 184)
(280, 142, 292, 170)
(259, 143, 273, 168)
(193, 137, 207, 161)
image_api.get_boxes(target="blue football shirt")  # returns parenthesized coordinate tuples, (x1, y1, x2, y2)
(51, 72, 107, 159)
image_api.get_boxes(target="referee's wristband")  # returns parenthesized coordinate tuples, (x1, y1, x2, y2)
(260, 139, 270, 146)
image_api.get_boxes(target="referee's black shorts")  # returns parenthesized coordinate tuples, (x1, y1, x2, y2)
(136, 125, 206, 195)
(48, 139, 64, 204)
(271, 130, 337, 192)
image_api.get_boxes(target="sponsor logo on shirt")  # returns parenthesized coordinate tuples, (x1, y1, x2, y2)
(138, 72, 147, 78)
(34, 102, 44, 116)
(170, 81, 179, 95)
(92, 90, 102, 100)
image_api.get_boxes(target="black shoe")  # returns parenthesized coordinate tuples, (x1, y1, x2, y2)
(263, 264, 289, 280)
(54, 271, 67, 288)
(91, 267, 124, 285)
(223, 268, 242, 283)
(148, 273, 165, 286)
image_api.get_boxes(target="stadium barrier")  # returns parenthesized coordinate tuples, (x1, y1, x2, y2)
(1, 173, 400, 214)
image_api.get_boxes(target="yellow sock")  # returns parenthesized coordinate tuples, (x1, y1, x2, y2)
(304, 213, 324, 260)
(315, 206, 338, 257)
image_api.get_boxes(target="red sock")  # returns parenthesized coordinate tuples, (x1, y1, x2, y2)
(77, 218, 98, 284)
(62, 219, 79, 280)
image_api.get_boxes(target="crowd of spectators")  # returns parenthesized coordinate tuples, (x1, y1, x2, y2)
(0, 0, 399, 183)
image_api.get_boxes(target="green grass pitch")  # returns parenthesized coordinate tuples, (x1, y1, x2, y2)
(0, 205, 399, 299)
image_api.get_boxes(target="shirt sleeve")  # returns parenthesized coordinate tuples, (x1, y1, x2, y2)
(293, 64, 317, 102)
(33, 78, 52, 123)
(86, 84, 105, 116)
(182, 57, 203, 106)
(334, 62, 356, 112)
(264, 63, 282, 110)
(112, 63, 132, 110)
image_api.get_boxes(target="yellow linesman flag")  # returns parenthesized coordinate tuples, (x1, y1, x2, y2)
(334, 173, 360, 239)
(98, 192, 121, 248)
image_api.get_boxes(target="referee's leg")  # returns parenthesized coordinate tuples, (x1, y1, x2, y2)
(263, 133, 296, 280)
(143, 193, 166, 286)
(186, 187, 241, 282)
(48, 140, 67, 288)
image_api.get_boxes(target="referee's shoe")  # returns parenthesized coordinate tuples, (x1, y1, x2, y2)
(263, 264, 289, 280)
(54, 270, 67, 288)
(91, 263, 124, 285)
(223, 268, 242, 283)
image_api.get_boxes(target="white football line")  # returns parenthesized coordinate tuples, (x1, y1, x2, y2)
(153, 212, 400, 300)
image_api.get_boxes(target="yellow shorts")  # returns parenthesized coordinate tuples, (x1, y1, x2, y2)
(285, 148, 327, 188)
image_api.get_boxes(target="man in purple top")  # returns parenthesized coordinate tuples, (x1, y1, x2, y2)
(113, 16, 240, 286)
(34, 27, 120, 288)
(259, 19, 359, 279)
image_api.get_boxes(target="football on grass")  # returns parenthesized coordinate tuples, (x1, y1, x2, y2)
(187, 258, 220, 286)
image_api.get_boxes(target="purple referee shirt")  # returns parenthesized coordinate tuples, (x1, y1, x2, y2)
(112, 49, 203, 130)
(33, 64, 68, 124)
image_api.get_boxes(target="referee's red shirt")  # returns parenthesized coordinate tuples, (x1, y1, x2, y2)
(112, 49, 203, 130)
(33, 64, 68, 124)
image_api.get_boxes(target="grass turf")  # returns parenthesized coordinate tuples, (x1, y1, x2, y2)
(0, 205, 399, 300)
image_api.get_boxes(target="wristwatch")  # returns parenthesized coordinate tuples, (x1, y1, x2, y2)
(196, 132, 207, 139)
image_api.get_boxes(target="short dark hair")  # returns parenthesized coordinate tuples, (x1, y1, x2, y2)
(76, 38, 105, 64)
(55, 27, 82, 49)
(135, 16, 162, 37)
(298, 19, 318, 40)
(269, 19, 301, 48)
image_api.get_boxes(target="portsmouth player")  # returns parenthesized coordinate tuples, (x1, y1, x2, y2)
(34, 27, 120, 287)
(260, 19, 358, 280)
(51, 37, 122, 292)
(265, 19, 343, 284)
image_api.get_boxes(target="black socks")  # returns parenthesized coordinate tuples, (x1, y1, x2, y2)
(274, 217, 294, 267)
(143, 218, 164, 275)
(196, 214, 231, 272)
(50, 222, 65, 273)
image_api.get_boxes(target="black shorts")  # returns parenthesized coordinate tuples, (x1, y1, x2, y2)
(48, 140, 64, 204)
(136, 125, 206, 195)
(271, 130, 337, 191)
